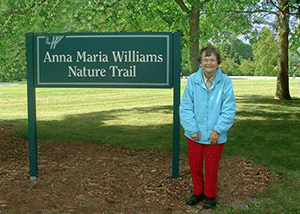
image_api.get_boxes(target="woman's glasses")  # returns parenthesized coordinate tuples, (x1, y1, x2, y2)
(202, 59, 217, 63)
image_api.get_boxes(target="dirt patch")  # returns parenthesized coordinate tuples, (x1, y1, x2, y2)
(0, 124, 272, 213)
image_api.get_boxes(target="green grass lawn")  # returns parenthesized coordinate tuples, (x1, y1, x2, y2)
(1, 79, 300, 213)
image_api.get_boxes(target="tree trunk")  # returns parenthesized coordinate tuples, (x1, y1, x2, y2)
(189, 5, 200, 74)
(275, 0, 292, 100)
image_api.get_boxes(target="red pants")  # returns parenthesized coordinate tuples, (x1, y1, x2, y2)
(188, 138, 225, 198)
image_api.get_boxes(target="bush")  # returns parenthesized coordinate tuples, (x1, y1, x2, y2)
(239, 60, 255, 76)
(219, 58, 240, 76)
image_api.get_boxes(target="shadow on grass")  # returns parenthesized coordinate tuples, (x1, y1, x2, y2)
(236, 94, 300, 106)
(225, 95, 300, 171)
(7, 105, 181, 152)
(235, 95, 300, 121)
(4, 96, 300, 172)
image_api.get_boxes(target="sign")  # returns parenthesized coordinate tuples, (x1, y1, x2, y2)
(27, 32, 181, 180)
(33, 33, 173, 88)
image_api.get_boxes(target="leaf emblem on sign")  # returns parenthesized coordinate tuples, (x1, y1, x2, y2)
(45, 36, 64, 49)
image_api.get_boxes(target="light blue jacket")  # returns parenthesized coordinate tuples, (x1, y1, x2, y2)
(180, 67, 236, 144)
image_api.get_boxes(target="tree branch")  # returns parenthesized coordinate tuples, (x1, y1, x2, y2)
(221, 9, 277, 15)
(252, 20, 277, 26)
(269, 0, 289, 15)
(174, 0, 190, 13)
(110, 0, 122, 7)
(1, 0, 48, 32)
(268, 0, 281, 11)
(289, 1, 300, 17)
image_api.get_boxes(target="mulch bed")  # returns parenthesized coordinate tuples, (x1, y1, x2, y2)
(0, 124, 272, 213)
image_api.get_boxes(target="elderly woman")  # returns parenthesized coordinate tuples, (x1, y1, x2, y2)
(180, 46, 236, 209)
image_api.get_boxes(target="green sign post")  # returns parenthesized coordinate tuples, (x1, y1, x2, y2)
(26, 32, 181, 180)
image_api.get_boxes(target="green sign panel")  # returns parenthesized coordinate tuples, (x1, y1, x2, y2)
(33, 33, 173, 88)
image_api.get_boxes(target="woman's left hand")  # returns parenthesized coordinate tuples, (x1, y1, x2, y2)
(209, 131, 220, 145)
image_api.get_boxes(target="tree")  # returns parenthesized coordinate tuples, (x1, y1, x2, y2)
(175, 0, 201, 74)
(239, 60, 256, 76)
(0, 0, 111, 82)
(219, 57, 240, 76)
(1, 2, 42, 81)
(0, 0, 270, 82)
(230, 39, 254, 63)
(267, 0, 300, 99)
(289, 52, 300, 77)
(252, 27, 278, 76)
(229, 0, 300, 99)
(275, 0, 291, 99)
(174, 0, 255, 73)
(91, 0, 254, 74)
(219, 38, 253, 64)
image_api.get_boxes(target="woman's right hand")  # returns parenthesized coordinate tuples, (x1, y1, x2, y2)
(191, 132, 200, 141)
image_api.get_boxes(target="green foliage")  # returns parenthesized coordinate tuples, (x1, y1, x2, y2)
(0, 0, 257, 81)
(230, 39, 253, 63)
(0, 0, 184, 82)
(219, 57, 240, 76)
(253, 27, 278, 76)
(201, 0, 255, 44)
(289, 26, 300, 77)
(1, 0, 298, 81)
(219, 38, 253, 64)
(239, 59, 256, 76)
(289, 52, 300, 77)
(0, 0, 89, 82)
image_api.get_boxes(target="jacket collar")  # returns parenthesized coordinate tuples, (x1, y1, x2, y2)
(195, 67, 222, 87)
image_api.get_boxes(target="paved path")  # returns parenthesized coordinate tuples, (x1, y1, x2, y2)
(0, 82, 27, 86)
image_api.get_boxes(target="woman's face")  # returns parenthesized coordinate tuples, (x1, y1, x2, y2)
(200, 52, 219, 76)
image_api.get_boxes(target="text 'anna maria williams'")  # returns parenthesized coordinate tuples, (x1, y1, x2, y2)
(42, 50, 164, 63)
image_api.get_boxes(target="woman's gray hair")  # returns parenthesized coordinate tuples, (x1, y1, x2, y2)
(198, 46, 222, 64)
